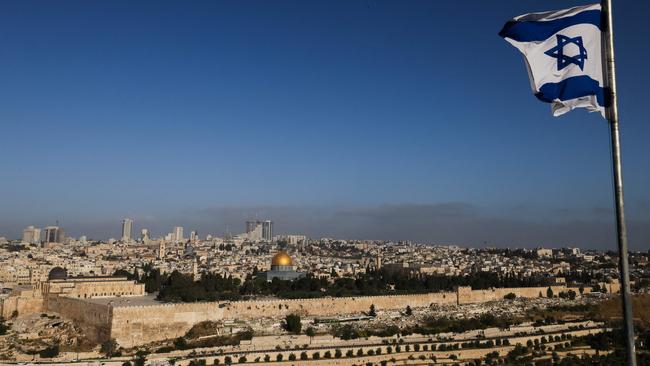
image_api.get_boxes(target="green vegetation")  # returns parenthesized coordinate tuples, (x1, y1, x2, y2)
(38, 345, 59, 358)
(100, 339, 118, 358)
(0, 317, 8, 335)
(170, 328, 252, 351)
(283, 314, 302, 334)
(135, 265, 549, 302)
(404, 305, 413, 316)
(368, 304, 377, 317)
(333, 313, 517, 340)
(411, 313, 519, 334)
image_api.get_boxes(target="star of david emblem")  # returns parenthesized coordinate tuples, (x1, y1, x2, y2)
(544, 34, 588, 71)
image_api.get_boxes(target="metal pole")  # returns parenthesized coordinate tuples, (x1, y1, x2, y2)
(601, 1, 636, 365)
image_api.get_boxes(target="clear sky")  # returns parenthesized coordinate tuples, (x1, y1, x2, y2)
(1, 0, 648, 248)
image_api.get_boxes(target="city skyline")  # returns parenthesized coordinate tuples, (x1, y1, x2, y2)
(1, 0, 649, 249)
(4, 205, 650, 250)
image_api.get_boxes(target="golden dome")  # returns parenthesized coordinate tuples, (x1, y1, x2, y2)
(271, 251, 293, 266)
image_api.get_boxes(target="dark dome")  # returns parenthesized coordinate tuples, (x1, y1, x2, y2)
(48, 267, 68, 280)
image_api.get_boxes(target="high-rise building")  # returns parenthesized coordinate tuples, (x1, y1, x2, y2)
(261, 220, 273, 241)
(190, 230, 197, 242)
(140, 228, 150, 242)
(44, 226, 64, 244)
(245, 220, 273, 241)
(121, 218, 134, 241)
(173, 226, 184, 242)
(246, 221, 258, 234)
(22, 226, 41, 244)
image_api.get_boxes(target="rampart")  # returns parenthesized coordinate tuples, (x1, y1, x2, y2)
(108, 285, 594, 347)
(111, 301, 225, 347)
(46, 295, 112, 344)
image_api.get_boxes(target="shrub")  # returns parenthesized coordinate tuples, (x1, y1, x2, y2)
(284, 314, 302, 334)
(39, 345, 59, 358)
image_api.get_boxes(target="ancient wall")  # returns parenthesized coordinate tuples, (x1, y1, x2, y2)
(110, 302, 226, 347)
(93, 284, 612, 347)
(0, 288, 44, 318)
(222, 292, 457, 319)
(46, 296, 113, 344)
(109, 292, 457, 347)
(43, 277, 145, 299)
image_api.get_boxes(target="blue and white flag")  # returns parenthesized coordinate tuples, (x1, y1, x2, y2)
(499, 4, 607, 118)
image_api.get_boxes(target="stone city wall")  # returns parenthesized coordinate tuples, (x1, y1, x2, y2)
(0, 288, 44, 318)
(109, 292, 457, 347)
(42, 278, 146, 299)
(222, 291, 457, 319)
(82, 285, 606, 347)
(111, 301, 226, 347)
(457, 285, 590, 304)
(46, 295, 113, 344)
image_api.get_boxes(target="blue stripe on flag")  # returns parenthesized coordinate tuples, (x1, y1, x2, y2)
(534, 75, 607, 107)
(499, 10, 601, 42)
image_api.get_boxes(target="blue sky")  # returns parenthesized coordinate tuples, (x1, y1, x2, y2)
(1, 0, 648, 248)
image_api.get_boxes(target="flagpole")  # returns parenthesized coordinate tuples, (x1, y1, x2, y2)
(601, 1, 636, 365)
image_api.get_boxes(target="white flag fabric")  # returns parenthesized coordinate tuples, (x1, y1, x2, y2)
(499, 4, 607, 118)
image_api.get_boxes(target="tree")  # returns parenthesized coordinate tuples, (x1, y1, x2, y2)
(546, 287, 554, 298)
(100, 339, 118, 358)
(504, 292, 516, 300)
(284, 314, 302, 334)
(567, 289, 577, 300)
(405, 305, 413, 316)
(288, 353, 296, 361)
(305, 326, 316, 343)
(276, 354, 283, 362)
(300, 352, 308, 360)
(369, 304, 377, 317)
(39, 345, 59, 358)
(134, 350, 148, 366)
(0, 317, 8, 335)
(335, 349, 342, 358)
(312, 351, 320, 360)
(579, 285, 585, 294)
(174, 337, 188, 350)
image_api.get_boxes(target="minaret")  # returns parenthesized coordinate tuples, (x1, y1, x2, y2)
(192, 258, 199, 280)
(158, 240, 166, 259)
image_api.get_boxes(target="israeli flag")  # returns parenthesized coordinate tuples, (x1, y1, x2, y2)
(499, 4, 607, 118)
